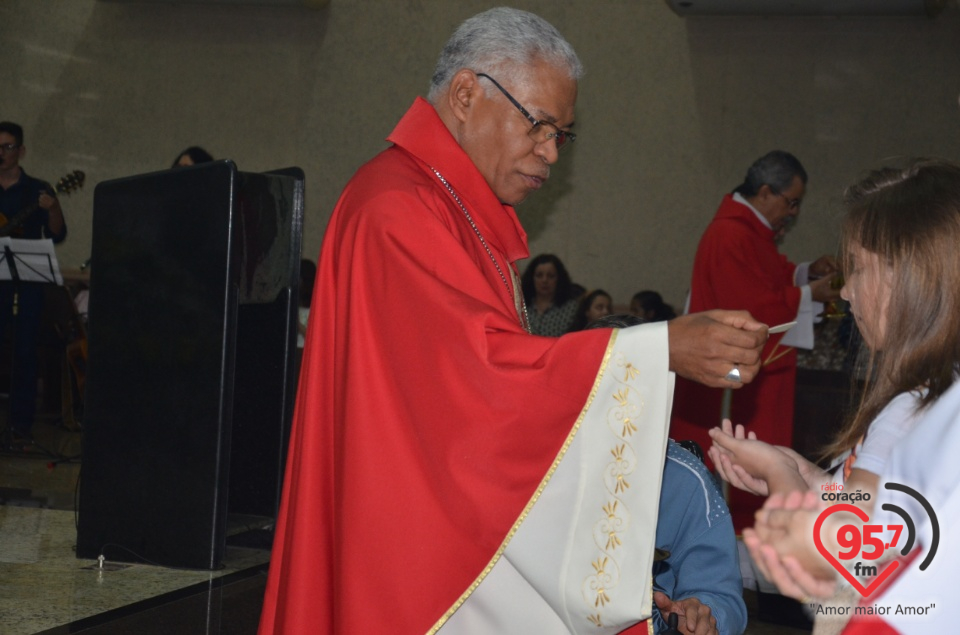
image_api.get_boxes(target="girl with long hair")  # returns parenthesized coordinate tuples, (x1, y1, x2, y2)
(707, 159, 960, 614)
(567, 289, 613, 332)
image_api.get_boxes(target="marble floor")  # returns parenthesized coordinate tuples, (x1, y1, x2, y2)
(0, 449, 271, 635)
(0, 424, 810, 635)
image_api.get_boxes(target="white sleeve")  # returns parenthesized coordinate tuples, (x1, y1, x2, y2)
(780, 284, 819, 349)
(794, 262, 811, 285)
(853, 392, 925, 476)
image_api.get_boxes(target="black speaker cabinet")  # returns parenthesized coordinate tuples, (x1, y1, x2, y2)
(76, 161, 303, 570)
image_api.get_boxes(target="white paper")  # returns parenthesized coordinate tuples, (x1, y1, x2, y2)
(768, 321, 797, 334)
(0, 237, 63, 285)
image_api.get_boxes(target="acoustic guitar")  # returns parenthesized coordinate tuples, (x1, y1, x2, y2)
(0, 170, 85, 238)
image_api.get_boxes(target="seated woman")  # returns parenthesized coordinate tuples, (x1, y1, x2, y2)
(567, 288, 613, 332)
(520, 254, 580, 336)
(630, 290, 677, 322)
(707, 159, 960, 629)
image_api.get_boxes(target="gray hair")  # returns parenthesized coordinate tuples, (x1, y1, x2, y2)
(736, 150, 808, 197)
(428, 7, 583, 104)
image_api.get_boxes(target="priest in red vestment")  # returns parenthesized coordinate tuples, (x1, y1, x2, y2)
(670, 151, 840, 531)
(259, 8, 767, 635)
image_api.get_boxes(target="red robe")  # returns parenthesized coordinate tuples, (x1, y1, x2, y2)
(840, 551, 919, 635)
(670, 194, 800, 530)
(258, 98, 654, 634)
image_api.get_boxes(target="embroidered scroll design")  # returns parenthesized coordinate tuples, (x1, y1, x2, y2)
(427, 333, 618, 635)
(581, 352, 646, 627)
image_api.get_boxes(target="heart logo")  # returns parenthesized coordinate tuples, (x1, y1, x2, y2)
(813, 504, 901, 597)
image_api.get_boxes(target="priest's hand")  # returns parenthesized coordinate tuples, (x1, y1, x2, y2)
(667, 310, 765, 388)
(808, 255, 840, 279)
(653, 592, 718, 635)
(809, 275, 842, 304)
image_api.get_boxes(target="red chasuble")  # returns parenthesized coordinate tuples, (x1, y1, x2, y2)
(258, 98, 650, 634)
(670, 194, 800, 530)
(840, 551, 919, 635)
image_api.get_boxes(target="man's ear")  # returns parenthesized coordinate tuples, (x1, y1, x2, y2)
(447, 69, 480, 124)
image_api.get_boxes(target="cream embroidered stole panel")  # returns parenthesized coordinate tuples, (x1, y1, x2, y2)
(437, 323, 673, 634)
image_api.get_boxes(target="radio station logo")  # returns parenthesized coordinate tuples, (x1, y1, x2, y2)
(814, 482, 939, 598)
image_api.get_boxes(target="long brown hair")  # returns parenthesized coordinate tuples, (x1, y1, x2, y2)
(824, 159, 960, 459)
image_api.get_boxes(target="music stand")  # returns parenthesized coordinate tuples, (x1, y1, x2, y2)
(0, 237, 63, 284)
(0, 237, 62, 446)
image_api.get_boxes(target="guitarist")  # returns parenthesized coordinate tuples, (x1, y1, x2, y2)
(0, 121, 68, 441)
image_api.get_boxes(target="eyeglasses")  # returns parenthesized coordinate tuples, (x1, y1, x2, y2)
(0, 143, 21, 154)
(773, 190, 802, 210)
(475, 73, 576, 150)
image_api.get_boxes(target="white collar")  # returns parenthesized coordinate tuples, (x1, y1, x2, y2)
(733, 191, 772, 230)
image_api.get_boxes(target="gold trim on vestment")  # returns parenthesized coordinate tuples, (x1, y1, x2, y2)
(427, 330, 620, 634)
(579, 349, 649, 626)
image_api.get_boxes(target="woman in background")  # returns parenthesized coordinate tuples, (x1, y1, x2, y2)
(521, 253, 580, 336)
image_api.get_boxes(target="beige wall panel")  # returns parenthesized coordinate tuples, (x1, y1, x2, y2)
(3, 0, 959, 311)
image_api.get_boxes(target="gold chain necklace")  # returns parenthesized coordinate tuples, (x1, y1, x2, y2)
(430, 167, 530, 332)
